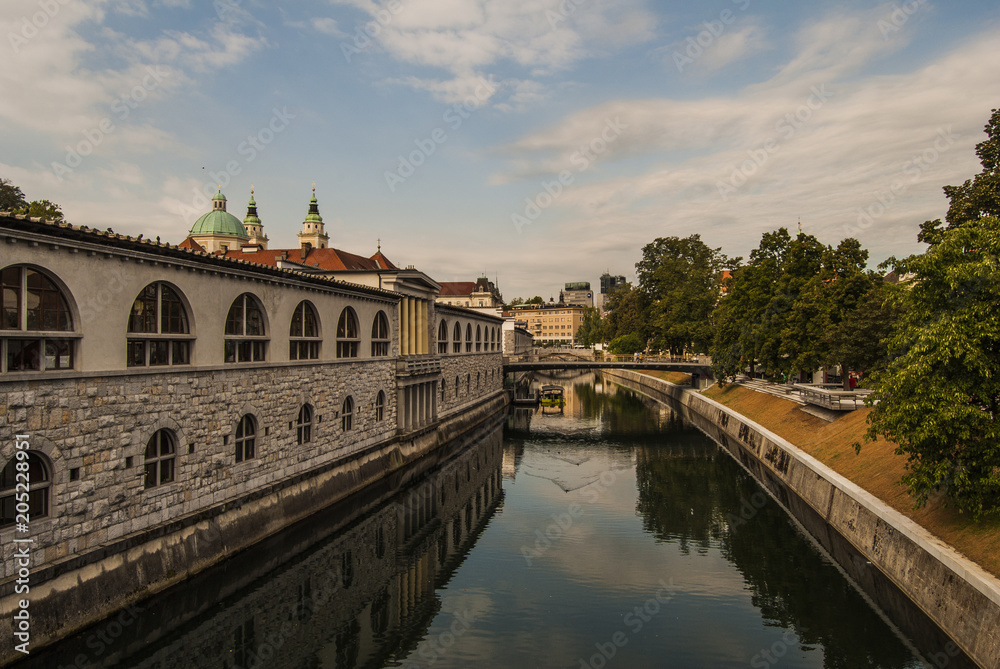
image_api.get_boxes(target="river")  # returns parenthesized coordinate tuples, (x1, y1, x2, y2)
(17, 372, 929, 668)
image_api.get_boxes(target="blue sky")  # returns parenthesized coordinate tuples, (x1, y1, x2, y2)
(2, 0, 999, 299)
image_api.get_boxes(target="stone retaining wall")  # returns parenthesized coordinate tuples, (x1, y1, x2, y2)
(604, 369, 999, 669)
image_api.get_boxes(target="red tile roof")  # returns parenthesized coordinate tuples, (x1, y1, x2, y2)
(438, 281, 478, 296)
(218, 246, 392, 271)
(177, 237, 205, 252)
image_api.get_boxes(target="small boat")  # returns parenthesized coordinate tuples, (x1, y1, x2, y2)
(539, 384, 566, 407)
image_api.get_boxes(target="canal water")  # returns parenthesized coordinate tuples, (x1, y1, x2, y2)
(19, 372, 930, 668)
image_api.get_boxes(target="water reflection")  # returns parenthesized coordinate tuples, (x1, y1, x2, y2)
(21, 374, 935, 668)
(16, 423, 505, 669)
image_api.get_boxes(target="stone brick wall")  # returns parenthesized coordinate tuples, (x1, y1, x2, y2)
(0, 358, 397, 582)
(438, 353, 504, 417)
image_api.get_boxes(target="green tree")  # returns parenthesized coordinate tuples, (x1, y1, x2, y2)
(710, 229, 792, 382)
(506, 297, 525, 308)
(825, 280, 905, 384)
(575, 306, 602, 346)
(0, 178, 28, 212)
(635, 234, 730, 354)
(608, 333, 643, 355)
(24, 199, 64, 221)
(864, 216, 1000, 517)
(601, 283, 644, 342)
(526, 296, 545, 305)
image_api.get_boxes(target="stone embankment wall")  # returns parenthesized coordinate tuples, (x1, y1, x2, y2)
(604, 369, 1000, 669)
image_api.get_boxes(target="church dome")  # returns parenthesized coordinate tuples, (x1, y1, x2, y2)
(189, 190, 249, 239)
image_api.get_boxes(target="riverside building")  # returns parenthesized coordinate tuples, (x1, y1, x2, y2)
(0, 188, 506, 660)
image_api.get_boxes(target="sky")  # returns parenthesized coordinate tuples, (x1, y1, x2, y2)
(1, 0, 999, 300)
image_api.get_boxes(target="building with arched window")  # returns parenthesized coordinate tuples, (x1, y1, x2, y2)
(0, 202, 506, 661)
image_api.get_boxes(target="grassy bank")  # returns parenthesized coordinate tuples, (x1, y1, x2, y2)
(695, 383, 1000, 579)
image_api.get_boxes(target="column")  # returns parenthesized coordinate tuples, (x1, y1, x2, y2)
(418, 300, 428, 354)
(400, 300, 409, 357)
(407, 298, 416, 356)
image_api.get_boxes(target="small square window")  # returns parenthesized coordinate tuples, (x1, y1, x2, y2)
(69, 467, 80, 481)
(188, 443, 195, 454)
(125, 456, 133, 468)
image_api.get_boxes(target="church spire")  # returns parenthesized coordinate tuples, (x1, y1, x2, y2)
(243, 186, 268, 249)
(298, 182, 329, 250)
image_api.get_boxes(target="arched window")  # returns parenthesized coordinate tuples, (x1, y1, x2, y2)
(452, 322, 461, 353)
(341, 396, 354, 431)
(225, 294, 267, 363)
(144, 429, 176, 489)
(467, 373, 471, 391)
(296, 404, 313, 445)
(455, 375, 459, 398)
(437, 320, 448, 355)
(491, 327, 496, 351)
(1, 265, 75, 372)
(465, 324, 472, 352)
(374, 390, 385, 422)
(235, 414, 257, 462)
(476, 371, 480, 388)
(337, 308, 359, 358)
(475, 325, 482, 352)
(128, 282, 191, 367)
(289, 301, 320, 361)
(371, 311, 390, 357)
(440, 379, 446, 401)
(0, 451, 51, 526)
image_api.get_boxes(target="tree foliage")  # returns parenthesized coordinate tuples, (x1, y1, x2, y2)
(608, 333, 643, 355)
(575, 307, 602, 346)
(0, 178, 28, 212)
(0, 177, 64, 221)
(635, 234, 730, 354)
(601, 283, 644, 343)
(864, 216, 1000, 517)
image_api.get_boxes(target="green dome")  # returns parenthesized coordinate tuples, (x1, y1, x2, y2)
(189, 189, 249, 239)
(189, 210, 249, 238)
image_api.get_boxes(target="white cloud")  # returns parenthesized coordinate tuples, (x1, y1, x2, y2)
(330, 0, 655, 108)
(311, 17, 345, 37)
(492, 14, 1000, 271)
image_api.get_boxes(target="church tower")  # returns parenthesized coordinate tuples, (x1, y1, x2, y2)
(297, 184, 329, 250)
(242, 187, 268, 249)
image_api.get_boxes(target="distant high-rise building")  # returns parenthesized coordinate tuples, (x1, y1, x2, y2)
(600, 272, 626, 294)
(561, 281, 593, 307)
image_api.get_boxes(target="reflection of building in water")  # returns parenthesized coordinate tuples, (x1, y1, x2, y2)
(21, 425, 504, 669)
(501, 437, 526, 479)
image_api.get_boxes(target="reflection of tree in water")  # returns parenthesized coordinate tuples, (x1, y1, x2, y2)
(635, 445, 920, 668)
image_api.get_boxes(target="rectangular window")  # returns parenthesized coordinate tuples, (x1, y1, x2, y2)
(149, 340, 170, 366)
(7, 339, 39, 371)
(44, 339, 73, 369)
(171, 341, 190, 364)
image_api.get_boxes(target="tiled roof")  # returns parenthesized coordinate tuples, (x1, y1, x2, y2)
(221, 246, 390, 271)
(438, 281, 478, 296)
